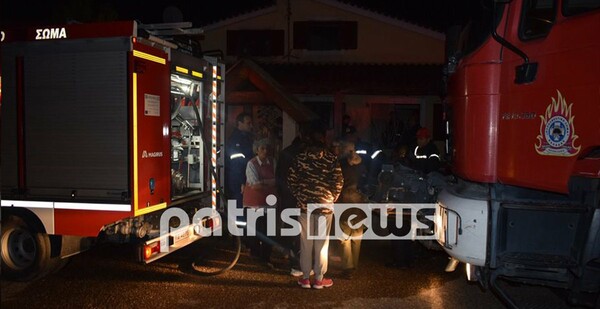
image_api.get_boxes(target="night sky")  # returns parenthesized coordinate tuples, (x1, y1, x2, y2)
(0, 0, 469, 32)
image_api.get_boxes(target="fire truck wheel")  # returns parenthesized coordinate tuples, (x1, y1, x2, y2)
(1, 215, 52, 281)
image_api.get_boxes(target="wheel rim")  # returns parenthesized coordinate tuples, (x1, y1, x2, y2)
(3, 228, 37, 270)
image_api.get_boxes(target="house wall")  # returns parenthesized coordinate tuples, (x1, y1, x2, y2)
(216, 0, 445, 149)
(293, 94, 441, 146)
(202, 0, 444, 64)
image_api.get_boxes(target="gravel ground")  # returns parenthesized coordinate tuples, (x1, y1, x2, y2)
(1, 239, 577, 309)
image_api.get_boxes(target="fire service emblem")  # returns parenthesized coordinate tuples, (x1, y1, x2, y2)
(535, 90, 580, 157)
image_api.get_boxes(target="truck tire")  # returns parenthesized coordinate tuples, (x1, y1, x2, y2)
(1, 215, 52, 281)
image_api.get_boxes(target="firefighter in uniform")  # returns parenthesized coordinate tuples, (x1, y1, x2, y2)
(410, 127, 441, 174)
(387, 127, 441, 269)
(226, 112, 254, 222)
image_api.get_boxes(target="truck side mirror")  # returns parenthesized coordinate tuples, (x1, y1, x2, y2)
(492, 0, 535, 84)
(515, 62, 538, 84)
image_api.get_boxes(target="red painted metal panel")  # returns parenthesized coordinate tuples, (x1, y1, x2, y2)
(494, 2, 600, 193)
(130, 42, 171, 213)
(449, 2, 600, 192)
(448, 63, 501, 183)
(54, 209, 129, 237)
(16, 57, 25, 189)
(449, 94, 500, 183)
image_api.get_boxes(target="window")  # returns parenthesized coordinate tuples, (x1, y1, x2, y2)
(563, 0, 600, 16)
(293, 21, 357, 50)
(519, 0, 557, 40)
(454, 1, 504, 58)
(226, 30, 284, 56)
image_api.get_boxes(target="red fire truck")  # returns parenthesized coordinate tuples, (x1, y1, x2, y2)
(436, 0, 599, 306)
(0, 21, 226, 280)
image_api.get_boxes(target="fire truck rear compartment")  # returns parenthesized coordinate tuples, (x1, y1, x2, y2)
(1, 38, 131, 201)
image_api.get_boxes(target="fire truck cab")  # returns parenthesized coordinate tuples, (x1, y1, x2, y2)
(0, 21, 225, 280)
(436, 0, 599, 306)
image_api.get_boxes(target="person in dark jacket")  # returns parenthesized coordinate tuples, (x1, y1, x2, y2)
(410, 127, 441, 174)
(387, 127, 441, 269)
(337, 141, 368, 279)
(288, 130, 343, 289)
(275, 123, 311, 277)
(225, 112, 254, 221)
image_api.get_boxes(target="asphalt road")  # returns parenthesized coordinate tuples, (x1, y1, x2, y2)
(1, 240, 577, 309)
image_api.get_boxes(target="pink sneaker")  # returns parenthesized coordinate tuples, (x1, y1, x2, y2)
(297, 278, 311, 289)
(312, 278, 333, 289)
